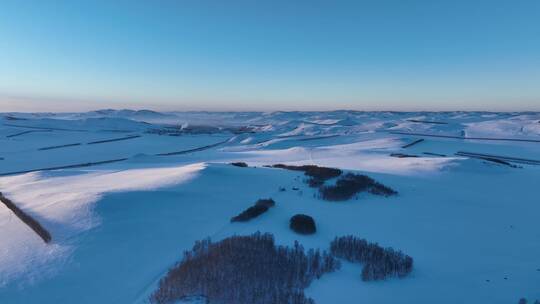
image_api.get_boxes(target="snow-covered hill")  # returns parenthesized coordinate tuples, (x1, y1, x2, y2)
(0, 111, 539, 303)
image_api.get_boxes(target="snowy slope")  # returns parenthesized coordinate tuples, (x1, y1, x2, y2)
(1, 111, 539, 303)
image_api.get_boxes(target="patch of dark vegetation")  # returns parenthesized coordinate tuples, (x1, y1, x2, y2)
(230, 162, 248, 167)
(306, 177, 324, 187)
(231, 199, 275, 222)
(330, 235, 413, 281)
(150, 232, 340, 304)
(271, 164, 342, 188)
(401, 138, 424, 148)
(319, 173, 397, 201)
(271, 165, 396, 202)
(390, 153, 419, 158)
(0, 192, 52, 243)
(290, 214, 317, 235)
(518, 298, 540, 304)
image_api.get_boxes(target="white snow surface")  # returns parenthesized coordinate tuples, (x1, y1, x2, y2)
(0, 164, 204, 287)
(0, 110, 539, 303)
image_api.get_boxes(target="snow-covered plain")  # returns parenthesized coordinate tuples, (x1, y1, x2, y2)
(0, 110, 539, 303)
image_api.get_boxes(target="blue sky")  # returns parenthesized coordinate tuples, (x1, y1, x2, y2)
(0, 0, 539, 111)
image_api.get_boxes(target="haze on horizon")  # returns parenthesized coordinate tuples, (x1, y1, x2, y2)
(1, 0, 539, 112)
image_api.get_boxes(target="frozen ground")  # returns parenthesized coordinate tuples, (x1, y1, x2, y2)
(0, 110, 539, 303)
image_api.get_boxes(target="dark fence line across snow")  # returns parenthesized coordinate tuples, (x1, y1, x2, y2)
(0, 192, 52, 243)
(455, 151, 540, 165)
(87, 135, 141, 145)
(2, 138, 230, 176)
(401, 138, 424, 148)
(3, 123, 88, 132)
(0, 158, 129, 176)
(390, 131, 540, 143)
(298, 134, 340, 141)
(455, 153, 517, 167)
(6, 130, 51, 138)
(407, 119, 448, 125)
(423, 152, 447, 157)
(38, 143, 82, 151)
(390, 153, 419, 158)
(156, 138, 231, 156)
(36, 135, 141, 151)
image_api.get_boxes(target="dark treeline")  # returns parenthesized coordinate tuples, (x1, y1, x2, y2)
(401, 138, 425, 149)
(0, 192, 52, 243)
(0, 158, 128, 177)
(271, 165, 396, 201)
(230, 162, 248, 167)
(330, 235, 413, 281)
(320, 173, 397, 201)
(150, 232, 341, 304)
(86, 135, 141, 145)
(271, 164, 342, 187)
(38, 143, 82, 151)
(231, 199, 275, 222)
(389, 153, 419, 158)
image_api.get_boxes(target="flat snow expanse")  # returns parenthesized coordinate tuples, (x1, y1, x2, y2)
(0, 111, 539, 303)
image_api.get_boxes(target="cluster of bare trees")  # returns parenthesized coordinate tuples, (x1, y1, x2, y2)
(320, 173, 397, 201)
(230, 199, 275, 222)
(271, 164, 396, 202)
(330, 235, 413, 281)
(271, 164, 342, 187)
(150, 232, 340, 304)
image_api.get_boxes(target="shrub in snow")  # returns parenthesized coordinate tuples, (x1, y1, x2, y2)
(271, 164, 342, 188)
(290, 214, 317, 235)
(231, 199, 275, 222)
(330, 235, 413, 281)
(150, 232, 340, 304)
(319, 173, 397, 201)
(231, 162, 248, 167)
